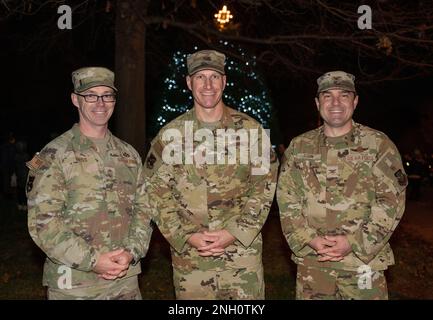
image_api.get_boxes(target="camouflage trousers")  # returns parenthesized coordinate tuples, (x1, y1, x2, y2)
(173, 265, 265, 300)
(47, 276, 142, 300)
(296, 265, 388, 300)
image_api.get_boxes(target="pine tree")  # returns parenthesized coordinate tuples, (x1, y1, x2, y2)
(150, 42, 275, 139)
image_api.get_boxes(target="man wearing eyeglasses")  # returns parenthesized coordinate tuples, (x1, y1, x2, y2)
(26, 67, 152, 299)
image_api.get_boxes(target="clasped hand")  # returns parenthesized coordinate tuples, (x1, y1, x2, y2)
(93, 249, 133, 280)
(187, 230, 236, 257)
(309, 235, 352, 262)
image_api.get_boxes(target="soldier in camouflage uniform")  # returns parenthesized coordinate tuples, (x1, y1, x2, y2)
(26, 67, 152, 299)
(141, 50, 278, 299)
(277, 71, 408, 300)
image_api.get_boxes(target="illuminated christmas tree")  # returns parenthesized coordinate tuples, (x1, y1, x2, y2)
(150, 41, 275, 138)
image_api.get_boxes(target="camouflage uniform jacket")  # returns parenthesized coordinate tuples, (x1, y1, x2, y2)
(27, 124, 152, 289)
(277, 122, 407, 271)
(142, 106, 278, 273)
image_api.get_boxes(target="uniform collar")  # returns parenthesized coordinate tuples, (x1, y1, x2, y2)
(189, 105, 236, 130)
(71, 123, 117, 152)
(318, 120, 360, 148)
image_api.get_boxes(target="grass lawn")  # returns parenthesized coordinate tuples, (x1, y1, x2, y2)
(1, 196, 432, 299)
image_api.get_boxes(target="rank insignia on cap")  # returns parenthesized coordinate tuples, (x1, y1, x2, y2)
(26, 153, 45, 171)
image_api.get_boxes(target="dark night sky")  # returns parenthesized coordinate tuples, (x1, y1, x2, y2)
(1, 2, 432, 156)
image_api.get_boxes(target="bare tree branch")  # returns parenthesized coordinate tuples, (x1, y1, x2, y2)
(2, 0, 433, 82)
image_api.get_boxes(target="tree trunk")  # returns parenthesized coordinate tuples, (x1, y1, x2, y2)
(115, 0, 147, 157)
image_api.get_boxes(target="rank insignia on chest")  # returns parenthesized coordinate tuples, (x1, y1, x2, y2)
(326, 165, 339, 178)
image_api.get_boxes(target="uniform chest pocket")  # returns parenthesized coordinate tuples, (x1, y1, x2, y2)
(112, 165, 138, 209)
(294, 154, 321, 171)
(343, 151, 375, 179)
(293, 155, 322, 194)
(66, 175, 104, 203)
(341, 151, 375, 200)
(64, 156, 102, 197)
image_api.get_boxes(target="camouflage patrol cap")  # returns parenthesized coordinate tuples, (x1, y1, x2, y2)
(317, 70, 356, 94)
(71, 67, 117, 93)
(187, 50, 225, 75)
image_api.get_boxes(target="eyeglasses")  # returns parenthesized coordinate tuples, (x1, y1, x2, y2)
(75, 93, 116, 103)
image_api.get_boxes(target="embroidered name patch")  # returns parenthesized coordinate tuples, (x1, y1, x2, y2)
(345, 154, 375, 162)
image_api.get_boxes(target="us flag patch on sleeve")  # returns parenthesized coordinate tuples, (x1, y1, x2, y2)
(26, 153, 45, 170)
